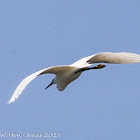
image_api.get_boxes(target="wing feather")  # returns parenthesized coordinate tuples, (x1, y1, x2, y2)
(87, 52, 140, 64)
(70, 55, 93, 68)
(8, 65, 74, 104)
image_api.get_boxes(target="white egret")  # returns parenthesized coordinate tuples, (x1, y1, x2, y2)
(8, 52, 140, 104)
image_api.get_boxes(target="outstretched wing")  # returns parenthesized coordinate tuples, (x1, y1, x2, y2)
(87, 52, 140, 64)
(8, 65, 74, 104)
(70, 55, 93, 68)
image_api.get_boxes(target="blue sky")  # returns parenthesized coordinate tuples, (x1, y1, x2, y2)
(0, 0, 140, 139)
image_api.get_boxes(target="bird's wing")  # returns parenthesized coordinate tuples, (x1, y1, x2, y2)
(70, 55, 94, 68)
(87, 52, 140, 64)
(8, 65, 75, 104)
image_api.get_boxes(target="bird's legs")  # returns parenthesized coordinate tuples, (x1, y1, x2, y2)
(75, 64, 106, 74)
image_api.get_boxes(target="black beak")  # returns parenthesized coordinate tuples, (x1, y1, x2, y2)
(45, 81, 53, 90)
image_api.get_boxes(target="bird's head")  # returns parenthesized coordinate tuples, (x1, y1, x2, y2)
(45, 78, 56, 90)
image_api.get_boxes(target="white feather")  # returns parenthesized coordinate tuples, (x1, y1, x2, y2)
(8, 52, 140, 104)
(87, 52, 140, 64)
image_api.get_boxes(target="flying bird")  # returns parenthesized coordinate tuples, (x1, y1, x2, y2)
(8, 52, 140, 104)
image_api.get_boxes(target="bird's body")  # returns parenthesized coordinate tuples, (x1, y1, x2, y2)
(40, 66, 82, 91)
(55, 70, 82, 91)
(8, 52, 140, 104)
